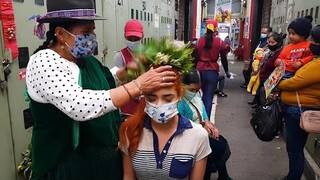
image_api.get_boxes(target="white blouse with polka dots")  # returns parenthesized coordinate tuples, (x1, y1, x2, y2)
(26, 49, 118, 121)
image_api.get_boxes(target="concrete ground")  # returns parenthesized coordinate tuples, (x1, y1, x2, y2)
(209, 57, 306, 180)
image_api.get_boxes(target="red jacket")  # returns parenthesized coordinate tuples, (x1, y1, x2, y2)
(196, 36, 227, 71)
(277, 41, 315, 73)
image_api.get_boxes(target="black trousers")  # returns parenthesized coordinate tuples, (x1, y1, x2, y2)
(204, 135, 231, 180)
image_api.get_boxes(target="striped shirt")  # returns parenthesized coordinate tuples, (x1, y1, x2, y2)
(123, 115, 211, 180)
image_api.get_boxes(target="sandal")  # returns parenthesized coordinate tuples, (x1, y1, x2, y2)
(218, 91, 228, 97)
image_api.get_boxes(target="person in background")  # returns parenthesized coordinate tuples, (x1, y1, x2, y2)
(224, 36, 231, 45)
(274, 17, 314, 79)
(215, 74, 228, 97)
(250, 32, 286, 108)
(224, 36, 232, 54)
(190, 38, 200, 67)
(119, 40, 211, 179)
(26, 1, 176, 179)
(277, 25, 320, 180)
(196, 19, 229, 119)
(178, 68, 232, 180)
(241, 26, 272, 89)
(234, 44, 244, 61)
(114, 20, 144, 117)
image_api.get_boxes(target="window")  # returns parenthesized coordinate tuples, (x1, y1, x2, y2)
(297, 11, 300, 18)
(13, 0, 24, 2)
(140, 11, 143, 20)
(131, 9, 134, 19)
(306, 9, 309, 16)
(175, 0, 178, 11)
(316, 6, 319, 19)
(136, 10, 139, 20)
(144, 12, 146, 21)
(301, 10, 304, 17)
(151, 14, 153, 22)
(148, 13, 150, 21)
(310, 8, 314, 17)
(35, 0, 44, 5)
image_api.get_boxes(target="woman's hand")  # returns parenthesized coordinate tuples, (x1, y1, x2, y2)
(202, 121, 219, 139)
(136, 66, 176, 93)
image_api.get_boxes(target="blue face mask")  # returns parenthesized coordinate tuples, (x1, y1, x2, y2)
(64, 30, 98, 59)
(127, 40, 141, 50)
(185, 90, 197, 100)
(260, 33, 267, 39)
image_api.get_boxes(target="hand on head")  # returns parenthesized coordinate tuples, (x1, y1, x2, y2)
(136, 66, 176, 93)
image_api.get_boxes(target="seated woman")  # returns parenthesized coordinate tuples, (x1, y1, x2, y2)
(119, 40, 211, 180)
(178, 68, 232, 180)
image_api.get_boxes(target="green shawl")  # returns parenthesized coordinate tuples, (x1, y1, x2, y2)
(30, 56, 122, 180)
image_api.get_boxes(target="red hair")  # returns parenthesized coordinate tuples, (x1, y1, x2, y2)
(119, 69, 183, 156)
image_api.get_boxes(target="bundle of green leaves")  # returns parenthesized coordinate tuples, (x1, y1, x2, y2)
(127, 38, 194, 80)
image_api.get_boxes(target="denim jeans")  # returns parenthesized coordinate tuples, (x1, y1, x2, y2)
(199, 70, 219, 118)
(283, 71, 294, 80)
(281, 105, 309, 180)
(218, 75, 225, 92)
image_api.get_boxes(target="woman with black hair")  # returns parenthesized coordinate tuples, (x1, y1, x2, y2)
(195, 19, 228, 119)
(251, 32, 286, 107)
(26, 0, 175, 179)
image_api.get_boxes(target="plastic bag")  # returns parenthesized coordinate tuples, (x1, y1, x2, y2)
(250, 100, 283, 142)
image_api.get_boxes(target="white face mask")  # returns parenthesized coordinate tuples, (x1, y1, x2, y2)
(144, 100, 179, 124)
(126, 40, 141, 50)
(260, 33, 267, 39)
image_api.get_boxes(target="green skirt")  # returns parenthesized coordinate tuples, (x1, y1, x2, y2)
(35, 147, 123, 180)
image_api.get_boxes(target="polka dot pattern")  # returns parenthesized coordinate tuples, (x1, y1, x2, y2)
(26, 49, 117, 121)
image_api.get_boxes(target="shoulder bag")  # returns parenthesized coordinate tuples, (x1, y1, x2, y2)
(296, 92, 320, 133)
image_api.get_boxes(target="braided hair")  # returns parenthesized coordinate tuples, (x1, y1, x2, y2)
(33, 21, 84, 54)
(204, 29, 214, 50)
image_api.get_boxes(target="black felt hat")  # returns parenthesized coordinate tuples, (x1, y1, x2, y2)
(37, 0, 105, 23)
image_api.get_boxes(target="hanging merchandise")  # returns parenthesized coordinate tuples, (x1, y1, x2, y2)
(0, 0, 18, 60)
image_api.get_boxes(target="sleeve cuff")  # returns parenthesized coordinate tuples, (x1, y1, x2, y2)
(110, 66, 122, 87)
(103, 90, 117, 112)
